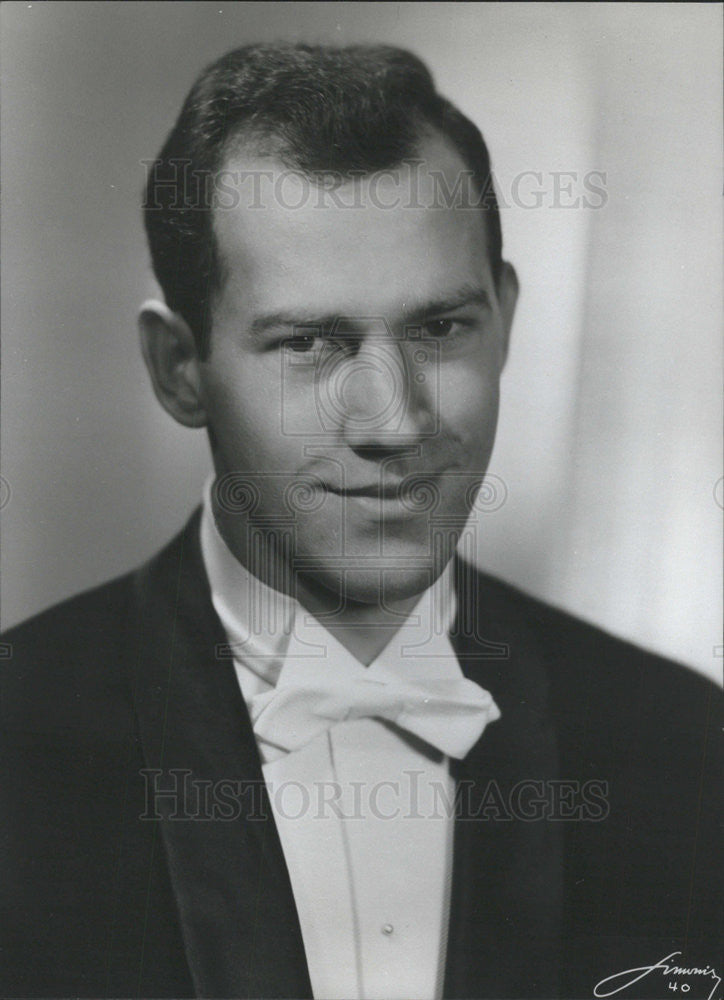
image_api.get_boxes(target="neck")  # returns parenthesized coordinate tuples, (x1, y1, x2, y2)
(292, 571, 421, 666)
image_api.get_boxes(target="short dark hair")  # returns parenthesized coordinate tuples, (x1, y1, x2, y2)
(143, 43, 503, 358)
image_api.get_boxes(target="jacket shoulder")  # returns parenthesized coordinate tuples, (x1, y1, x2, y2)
(464, 565, 720, 740)
(1, 511, 205, 739)
(1, 572, 136, 737)
(472, 565, 714, 678)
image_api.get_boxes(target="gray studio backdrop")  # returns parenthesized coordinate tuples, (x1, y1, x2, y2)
(1, 2, 721, 680)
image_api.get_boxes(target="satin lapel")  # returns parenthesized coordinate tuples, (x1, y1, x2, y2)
(128, 511, 312, 999)
(444, 557, 564, 999)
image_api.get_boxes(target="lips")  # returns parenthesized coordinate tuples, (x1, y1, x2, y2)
(323, 481, 405, 499)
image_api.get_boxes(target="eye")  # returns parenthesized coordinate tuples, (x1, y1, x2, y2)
(423, 318, 456, 338)
(283, 334, 317, 353)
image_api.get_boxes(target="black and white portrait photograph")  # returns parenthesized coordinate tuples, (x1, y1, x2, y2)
(1, 3, 721, 998)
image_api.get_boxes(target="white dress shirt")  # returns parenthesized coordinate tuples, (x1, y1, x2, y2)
(200, 480, 470, 1000)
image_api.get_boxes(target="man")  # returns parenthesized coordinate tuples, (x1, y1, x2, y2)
(1, 44, 720, 1000)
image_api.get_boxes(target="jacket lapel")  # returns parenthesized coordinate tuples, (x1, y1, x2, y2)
(128, 515, 562, 998)
(444, 557, 564, 998)
(129, 511, 312, 998)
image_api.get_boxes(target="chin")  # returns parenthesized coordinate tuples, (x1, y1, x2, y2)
(296, 566, 433, 609)
(296, 538, 457, 609)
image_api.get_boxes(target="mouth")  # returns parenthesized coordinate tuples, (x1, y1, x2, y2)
(323, 482, 405, 500)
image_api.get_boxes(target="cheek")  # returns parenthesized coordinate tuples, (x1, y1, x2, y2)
(204, 356, 289, 469)
(439, 364, 500, 458)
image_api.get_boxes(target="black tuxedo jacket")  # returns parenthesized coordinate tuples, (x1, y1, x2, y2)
(2, 511, 721, 998)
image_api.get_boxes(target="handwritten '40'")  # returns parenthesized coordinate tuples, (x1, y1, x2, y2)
(594, 952, 721, 1000)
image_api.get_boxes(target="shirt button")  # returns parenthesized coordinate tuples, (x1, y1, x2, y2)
(381, 923, 394, 936)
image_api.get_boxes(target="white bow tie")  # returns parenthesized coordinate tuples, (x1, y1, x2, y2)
(250, 674, 501, 761)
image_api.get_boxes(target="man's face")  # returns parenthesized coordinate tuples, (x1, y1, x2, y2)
(200, 133, 516, 606)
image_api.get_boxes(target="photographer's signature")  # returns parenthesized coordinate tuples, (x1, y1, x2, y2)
(594, 952, 721, 999)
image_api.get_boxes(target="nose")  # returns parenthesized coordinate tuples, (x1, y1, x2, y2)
(323, 335, 428, 452)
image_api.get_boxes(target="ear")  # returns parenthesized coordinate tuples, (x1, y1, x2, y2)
(138, 300, 208, 428)
(496, 261, 519, 369)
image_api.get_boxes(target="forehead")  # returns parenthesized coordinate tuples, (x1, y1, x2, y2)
(212, 133, 492, 316)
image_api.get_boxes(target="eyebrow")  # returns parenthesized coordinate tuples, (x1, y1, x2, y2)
(248, 284, 491, 340)
(404, 285, 492, 325)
